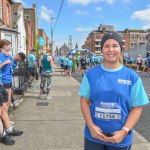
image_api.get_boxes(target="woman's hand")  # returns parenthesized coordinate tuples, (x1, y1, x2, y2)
(104, 130, 128, 144)
(4, 60, 12, 65)
(89, 124, 108, 142)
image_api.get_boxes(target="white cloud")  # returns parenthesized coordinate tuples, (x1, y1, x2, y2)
(76, 27, 94, 32)
(95, 6, 102, 11)
(40, 6, 55, 23)
(74, 10, 88, 15)
(13, 0, 29, 7)
(68, 0, 117, 6)
(131, 6, 150, 29)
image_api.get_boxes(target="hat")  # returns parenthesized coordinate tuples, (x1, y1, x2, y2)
(101, 32, 123, 50)
(30, 49, 36, 53)
(18, 52, 26, 61)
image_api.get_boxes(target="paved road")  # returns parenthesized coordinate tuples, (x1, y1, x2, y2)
(71, 70, 150, 142)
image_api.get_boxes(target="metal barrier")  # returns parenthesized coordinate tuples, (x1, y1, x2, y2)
(12, 61, 29, 95)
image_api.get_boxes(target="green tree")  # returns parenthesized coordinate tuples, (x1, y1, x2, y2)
(34, 35, 42, 55)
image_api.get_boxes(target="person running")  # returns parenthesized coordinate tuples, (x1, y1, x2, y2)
(136, 55, 143, 72)
(59, 54, 64, 75)
(79, 32, 149, 150)
(28, 49, 37, 87)
(80, 55, 88, 77)
(146, 53, 150, 77)
(126, 56, 133, 69)
(63, 55, 69, 76)
(39, 52, 53, 100)
(68, 58, 73, 77)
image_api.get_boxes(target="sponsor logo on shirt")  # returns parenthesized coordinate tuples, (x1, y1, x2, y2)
(118, 79, 131, 85)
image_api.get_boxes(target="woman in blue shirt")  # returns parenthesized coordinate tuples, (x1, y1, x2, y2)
(79, 32, 149, 150)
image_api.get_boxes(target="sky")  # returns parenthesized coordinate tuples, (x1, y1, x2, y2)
(14, 0, 150, 49)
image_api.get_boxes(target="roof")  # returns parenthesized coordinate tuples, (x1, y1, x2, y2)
(98, 24, 115, 32)
(0, 25, 18, 33)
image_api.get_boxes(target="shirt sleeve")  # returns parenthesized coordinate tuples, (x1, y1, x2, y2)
(78, 75, 90, 98)
(32, 55, 36, 61)
(130, 78, 150, 107)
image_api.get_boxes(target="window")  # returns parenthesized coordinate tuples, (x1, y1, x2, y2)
(0, 0, 2, 19)
(25, 13, 30, 20)
(4, 34, 12, 54)
(95, 36, 100, 39)
(131, 36, 134, 40)
(131, 43, 134, 48)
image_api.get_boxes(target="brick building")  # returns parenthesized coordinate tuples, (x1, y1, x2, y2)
(38, 29, 47, 53)
(82, 24, 148, 54)
(25, 20, 34, 55)
(0, 0, 18, 55)
(24, 4, 38, 37)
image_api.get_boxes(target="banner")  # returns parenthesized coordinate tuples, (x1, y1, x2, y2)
(39, 37, 44, 46)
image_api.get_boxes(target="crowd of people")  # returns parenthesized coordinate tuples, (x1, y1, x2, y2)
(59, 53, 103, 77)
(0, 39, 53, 146)
(59, 49, 150, 78)
(0, 39, 26, 145)
(124, 53, 150, 75)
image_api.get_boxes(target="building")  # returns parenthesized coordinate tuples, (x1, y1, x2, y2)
(25, 20, 34, 55)
(60, 43, 69, 55)
(0, 0, 18, 55)
(24, 3, 38, 51)
(82, 24, 115, 54)
(12, 2, 26, 54)
(82, 24, 148, 54)
(120, 29, 148, 51)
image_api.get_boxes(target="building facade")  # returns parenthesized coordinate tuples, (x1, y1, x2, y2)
(0, 0, 18, 55)
(12, 3, 26, 54)
(82, 24, 148, 54)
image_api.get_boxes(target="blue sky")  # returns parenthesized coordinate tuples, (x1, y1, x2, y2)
(14, 0, 150, 49)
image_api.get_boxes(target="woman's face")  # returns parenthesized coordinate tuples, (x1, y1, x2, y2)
(3, 44, 11, 52)
(102, 39, 121, 64)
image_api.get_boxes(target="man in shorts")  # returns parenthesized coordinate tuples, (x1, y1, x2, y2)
(0, 84, 15, 145)
(28, 49, 37, 87)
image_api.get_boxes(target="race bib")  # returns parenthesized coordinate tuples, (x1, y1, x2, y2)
(95, 102, 121, 121)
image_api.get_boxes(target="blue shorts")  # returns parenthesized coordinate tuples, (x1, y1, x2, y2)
(84, 138, 131, 150)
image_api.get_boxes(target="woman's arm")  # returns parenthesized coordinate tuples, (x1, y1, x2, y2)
(104, 106, 143, 144)
(0, 60, 12, 69)
(123, 106, 142, 130)
(80, 97, 108, 142)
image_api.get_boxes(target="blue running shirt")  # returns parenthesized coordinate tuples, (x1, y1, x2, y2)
(0, 52, 12, 84)
(79, 64, 149, 147)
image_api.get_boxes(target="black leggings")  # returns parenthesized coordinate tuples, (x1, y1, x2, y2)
(84, 138, 131, 150)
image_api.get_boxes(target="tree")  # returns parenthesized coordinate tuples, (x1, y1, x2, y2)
(34, 34, 42, 55)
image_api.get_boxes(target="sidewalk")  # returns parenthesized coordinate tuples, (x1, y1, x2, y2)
(1, 64, 150, 150)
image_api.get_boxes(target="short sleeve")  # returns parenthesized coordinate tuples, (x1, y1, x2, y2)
(130, 78, 149, 107)
(32, 55, 36, 61)
(78, 75, 90, 98)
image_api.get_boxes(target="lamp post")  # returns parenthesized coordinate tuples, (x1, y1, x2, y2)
(51, 17, 54, 55)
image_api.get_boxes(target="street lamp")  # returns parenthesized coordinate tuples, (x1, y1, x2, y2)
(51, 17, 54, 55)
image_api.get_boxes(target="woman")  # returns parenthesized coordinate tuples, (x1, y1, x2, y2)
(79, 32, 149, 150)
(39, 52, 53, 100)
